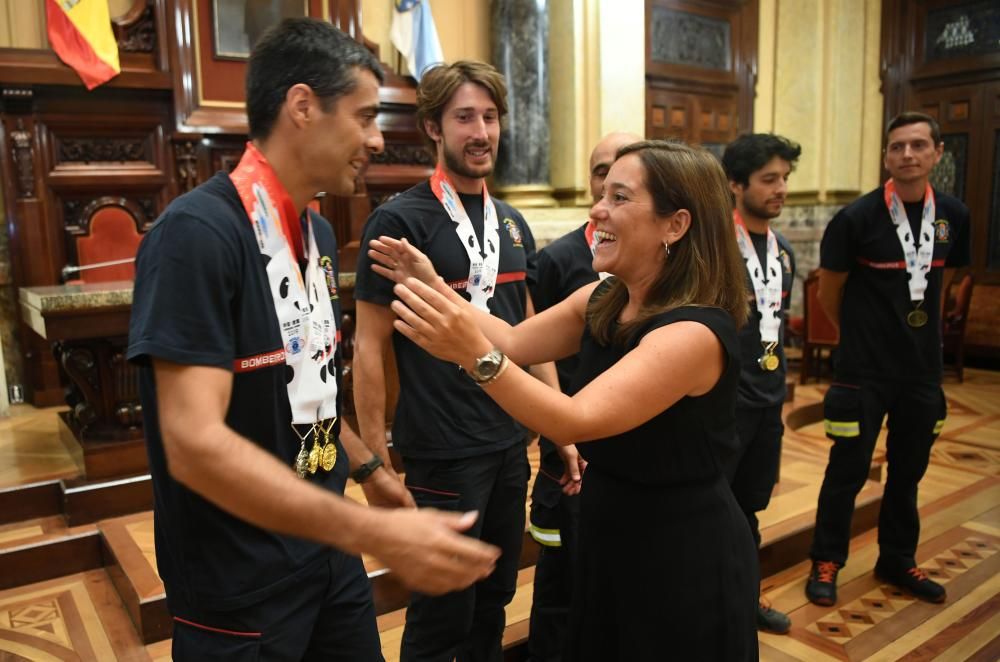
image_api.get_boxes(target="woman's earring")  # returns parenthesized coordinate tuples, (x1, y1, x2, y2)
(663, 241, 670, 259)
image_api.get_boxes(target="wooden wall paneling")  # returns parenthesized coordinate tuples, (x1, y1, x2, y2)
(169, 0, 368, 135)
(646, 83, 692, 141)
(986, 82, 1000, 272)
(911, 0, 1000, 83)
(882, 0, 1000, 353)
(0, 0, 170, 90)
(644, 0, 756, 147)
(1, 89, 64, 406)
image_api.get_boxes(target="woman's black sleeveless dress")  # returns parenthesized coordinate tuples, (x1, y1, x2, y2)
(566, 303, 759, 661)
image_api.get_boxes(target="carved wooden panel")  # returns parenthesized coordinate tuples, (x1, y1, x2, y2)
(650, 7, 731, 71)
(646, 81, 740, 152)
(929, 133, 968, 200)
(645, 0, 756, 146)
(924, 0, 1000, 63)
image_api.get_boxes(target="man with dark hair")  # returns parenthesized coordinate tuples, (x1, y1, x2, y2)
(354, 60, 538, 661)
(128, 20, 498, 661)
(722, 132, 801, 634)
(525, 130, 639, 661)
(805, 111, 970, 606)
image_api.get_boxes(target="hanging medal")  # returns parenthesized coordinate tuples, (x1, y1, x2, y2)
(734, 210, 783, 371)
(320, 417, 338, 472)
(291, 423, 314, 478)
(230, 142, 339, 477)
(884, 179, 935, 328)
(430, 163, 500, 312)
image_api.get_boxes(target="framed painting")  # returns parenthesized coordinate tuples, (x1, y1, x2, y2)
(212, 0, 309, 61)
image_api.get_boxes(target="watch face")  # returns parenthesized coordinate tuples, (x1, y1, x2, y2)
(475, 350, 502, 379)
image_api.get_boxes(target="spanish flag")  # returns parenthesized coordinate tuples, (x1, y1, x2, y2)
(46, 0, 120, 90)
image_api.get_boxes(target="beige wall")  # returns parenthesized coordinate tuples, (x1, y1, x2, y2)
(361, 0, 490, 75)
(0, 0, 134, 49)
(755, 0, 883, 203)
(549, 0, 645, 207)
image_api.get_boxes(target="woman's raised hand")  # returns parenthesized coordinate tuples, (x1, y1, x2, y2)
(390, 278, 493, 370)
(369, 236, 439, 286)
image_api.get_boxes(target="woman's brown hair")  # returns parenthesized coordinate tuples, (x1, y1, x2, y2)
(588, 140, 749, 345)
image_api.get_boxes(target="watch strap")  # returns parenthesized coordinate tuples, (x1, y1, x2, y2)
(350, 454, 384, 483)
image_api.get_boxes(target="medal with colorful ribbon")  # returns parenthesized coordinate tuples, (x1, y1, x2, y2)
(883, 179, 935, 328)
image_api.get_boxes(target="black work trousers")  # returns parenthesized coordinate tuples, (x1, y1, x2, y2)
(810, 380, 946, 568)
(170, 552, 382, 661)
(400, 444, 529, 662)
(526, 461, 580, 662)
(727, 404, 784, 550)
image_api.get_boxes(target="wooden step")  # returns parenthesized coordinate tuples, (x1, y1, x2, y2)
(0, 472, 153, 527)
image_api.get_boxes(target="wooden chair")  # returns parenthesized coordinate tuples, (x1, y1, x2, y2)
(942, 273, 974, 382)
(70, 198, 145, 283)
(800, 269, 839, 384)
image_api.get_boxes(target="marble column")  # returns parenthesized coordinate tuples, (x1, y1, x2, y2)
(491, 0, 557, 208)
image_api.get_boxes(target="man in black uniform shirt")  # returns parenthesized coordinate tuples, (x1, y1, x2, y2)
(127, 21, 498, 661)
(722, 133, 801, 634)
(354, 61, 538, 661)
(806, 112, 970, 606)
(526, 130, 640, 661)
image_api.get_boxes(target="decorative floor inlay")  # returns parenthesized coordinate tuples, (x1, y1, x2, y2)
(0, 572, 118, 660)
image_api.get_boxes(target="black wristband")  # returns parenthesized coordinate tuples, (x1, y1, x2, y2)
(350, 455, 385, 483)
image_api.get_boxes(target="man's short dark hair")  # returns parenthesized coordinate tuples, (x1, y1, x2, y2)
(246, 18, 383, 140)
(721, 133, 802, 187)
(885, 111, 941, 146)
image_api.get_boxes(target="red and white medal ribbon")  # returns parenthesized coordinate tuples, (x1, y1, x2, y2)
(583, 221, 611, 280)
(430, 163, 500, 311)
(884, 179, 935, 305)
(733, 210, 782, 345)
(230, 142, 337, 424)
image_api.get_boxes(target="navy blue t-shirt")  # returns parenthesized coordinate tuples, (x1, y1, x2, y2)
(127, 173, 347, 613)
(736, 230, 795, 408)
(354, 180, 537, 460)
(820, 186, 970, 383)
(529, 223, 599, 469)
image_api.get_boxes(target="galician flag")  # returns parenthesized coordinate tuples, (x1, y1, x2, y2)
(46, 0, 121, 90)
(390, 0, 444, 81)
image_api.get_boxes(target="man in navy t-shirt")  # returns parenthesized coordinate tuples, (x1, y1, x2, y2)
(127, 20, 498, 661)
(355, 61, 539, 662)
(806, 112, 970, 608)
(722, 133, 802, 634)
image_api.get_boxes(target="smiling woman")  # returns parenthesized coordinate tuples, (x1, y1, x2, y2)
(368, 140, 760, 659)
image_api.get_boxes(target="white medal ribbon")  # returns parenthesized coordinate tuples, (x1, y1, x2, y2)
(431, 167, 500, 311)
(248, 183, 338, 424)
(884, 180, 935, 304)
(734, 214, 782, 345)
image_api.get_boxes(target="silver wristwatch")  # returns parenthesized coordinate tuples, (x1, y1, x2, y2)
(468, 348, 505, 383)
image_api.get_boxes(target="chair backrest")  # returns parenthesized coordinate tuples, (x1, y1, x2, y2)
(804, 269, 839, 345)
(74, 203, 144, 282)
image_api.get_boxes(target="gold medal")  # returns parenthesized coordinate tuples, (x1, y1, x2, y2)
(758, 352, 779, 371)
(319, 417, 338, 471)
(321, 442, 337, 471)
(308, 441, 321, 474)
(907, 308, 928, 328)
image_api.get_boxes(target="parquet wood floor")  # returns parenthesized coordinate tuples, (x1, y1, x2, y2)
(0, 368, 996, 659)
